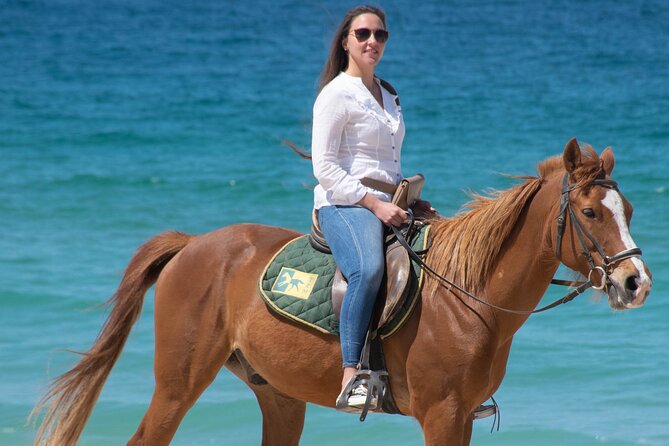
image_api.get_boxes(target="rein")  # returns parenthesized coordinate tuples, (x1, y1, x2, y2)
(393, 174, 642, 315)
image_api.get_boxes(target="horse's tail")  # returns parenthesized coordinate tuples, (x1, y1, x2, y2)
(31, 230, 194, 446)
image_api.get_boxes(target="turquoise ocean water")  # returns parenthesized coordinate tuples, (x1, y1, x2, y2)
(1, 0, 668, 444)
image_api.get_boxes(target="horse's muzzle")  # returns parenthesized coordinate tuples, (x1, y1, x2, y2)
(608, 260, 652, 309)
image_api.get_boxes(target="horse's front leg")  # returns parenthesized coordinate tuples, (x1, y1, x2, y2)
(416, 397, 474, 446)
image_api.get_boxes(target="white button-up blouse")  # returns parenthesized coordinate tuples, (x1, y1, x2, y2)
(312, 71, 405, 209)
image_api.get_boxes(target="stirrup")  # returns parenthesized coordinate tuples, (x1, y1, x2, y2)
(335, 369, 388, 421)
(473, 403, 496, 419)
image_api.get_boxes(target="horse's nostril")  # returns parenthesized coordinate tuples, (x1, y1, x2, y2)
(625, 275, 638, 291)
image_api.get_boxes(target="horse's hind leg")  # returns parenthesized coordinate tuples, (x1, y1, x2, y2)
(253, 385, 306, 446)
(127, 379, 214, 446)
(127, 270, 233, 445)
(226, 352, 306, 446)
(127, 341, 231, 446)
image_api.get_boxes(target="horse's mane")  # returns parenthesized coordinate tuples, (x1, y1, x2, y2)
(425, 146, 603, 296)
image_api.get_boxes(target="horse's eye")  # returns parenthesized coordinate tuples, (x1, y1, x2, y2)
(582, 208, 596, 219)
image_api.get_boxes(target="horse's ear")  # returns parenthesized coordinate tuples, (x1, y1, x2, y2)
(600, 146, 615, 175)
(562, 138, 581, 174)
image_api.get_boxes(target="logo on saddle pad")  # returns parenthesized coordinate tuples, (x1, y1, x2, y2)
(271, 267, 318, 300)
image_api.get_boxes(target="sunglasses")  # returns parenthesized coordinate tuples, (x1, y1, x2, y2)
(351, 28, 389, 43)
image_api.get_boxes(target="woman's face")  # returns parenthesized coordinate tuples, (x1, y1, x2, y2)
(343, 13, 387, 73)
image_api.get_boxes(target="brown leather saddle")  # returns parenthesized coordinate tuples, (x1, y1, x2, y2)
(309, 174, 433, 328)
(309, 209, 413, 330)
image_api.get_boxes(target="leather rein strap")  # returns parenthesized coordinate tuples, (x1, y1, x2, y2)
(391, 174, 642, 315)
(392, 222, 591, 315)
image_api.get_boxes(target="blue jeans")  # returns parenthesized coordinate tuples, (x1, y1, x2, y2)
(318, 205, 385, 368)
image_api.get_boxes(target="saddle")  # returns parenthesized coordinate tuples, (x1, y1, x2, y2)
(310, 208, 414, 330)
(309, 174, 429, 328)
(258, 225, 428, 336)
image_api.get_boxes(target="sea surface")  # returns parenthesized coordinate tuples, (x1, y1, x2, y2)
(1, 0, 668, 445)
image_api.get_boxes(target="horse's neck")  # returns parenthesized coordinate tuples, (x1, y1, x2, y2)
(485, 178, 562, 337)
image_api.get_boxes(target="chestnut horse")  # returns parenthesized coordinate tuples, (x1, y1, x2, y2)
(32, 139, 652, 446)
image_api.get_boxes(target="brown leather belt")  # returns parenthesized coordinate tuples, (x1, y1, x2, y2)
(360, 177, 398, 195)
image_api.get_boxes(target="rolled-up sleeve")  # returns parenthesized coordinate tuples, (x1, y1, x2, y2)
(312, 91, 367, 204)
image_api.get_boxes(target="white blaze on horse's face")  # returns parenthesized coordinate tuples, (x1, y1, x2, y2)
(601, 189, 652, 308)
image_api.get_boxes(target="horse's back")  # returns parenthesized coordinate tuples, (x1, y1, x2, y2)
(164, 223, 302, 272)
(154, 223, 302, 318)
(200, 222, 302, 249)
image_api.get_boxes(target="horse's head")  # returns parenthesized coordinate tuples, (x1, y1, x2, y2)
(554, 138, 652, 310)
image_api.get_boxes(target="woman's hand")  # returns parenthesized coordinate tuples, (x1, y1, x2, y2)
(358, 193, 407, 227)
(372, 201, 407, 227)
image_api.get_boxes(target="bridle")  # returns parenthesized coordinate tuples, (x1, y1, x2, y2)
(554, 174, 642, 292)
(392, 174, 643, 315)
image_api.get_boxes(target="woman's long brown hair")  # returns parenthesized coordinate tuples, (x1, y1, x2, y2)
(318, 5, 387, 91)
(285, 6, 387, 158)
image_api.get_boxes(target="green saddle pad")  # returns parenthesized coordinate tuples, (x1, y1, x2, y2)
(258, 225, 430, 338)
